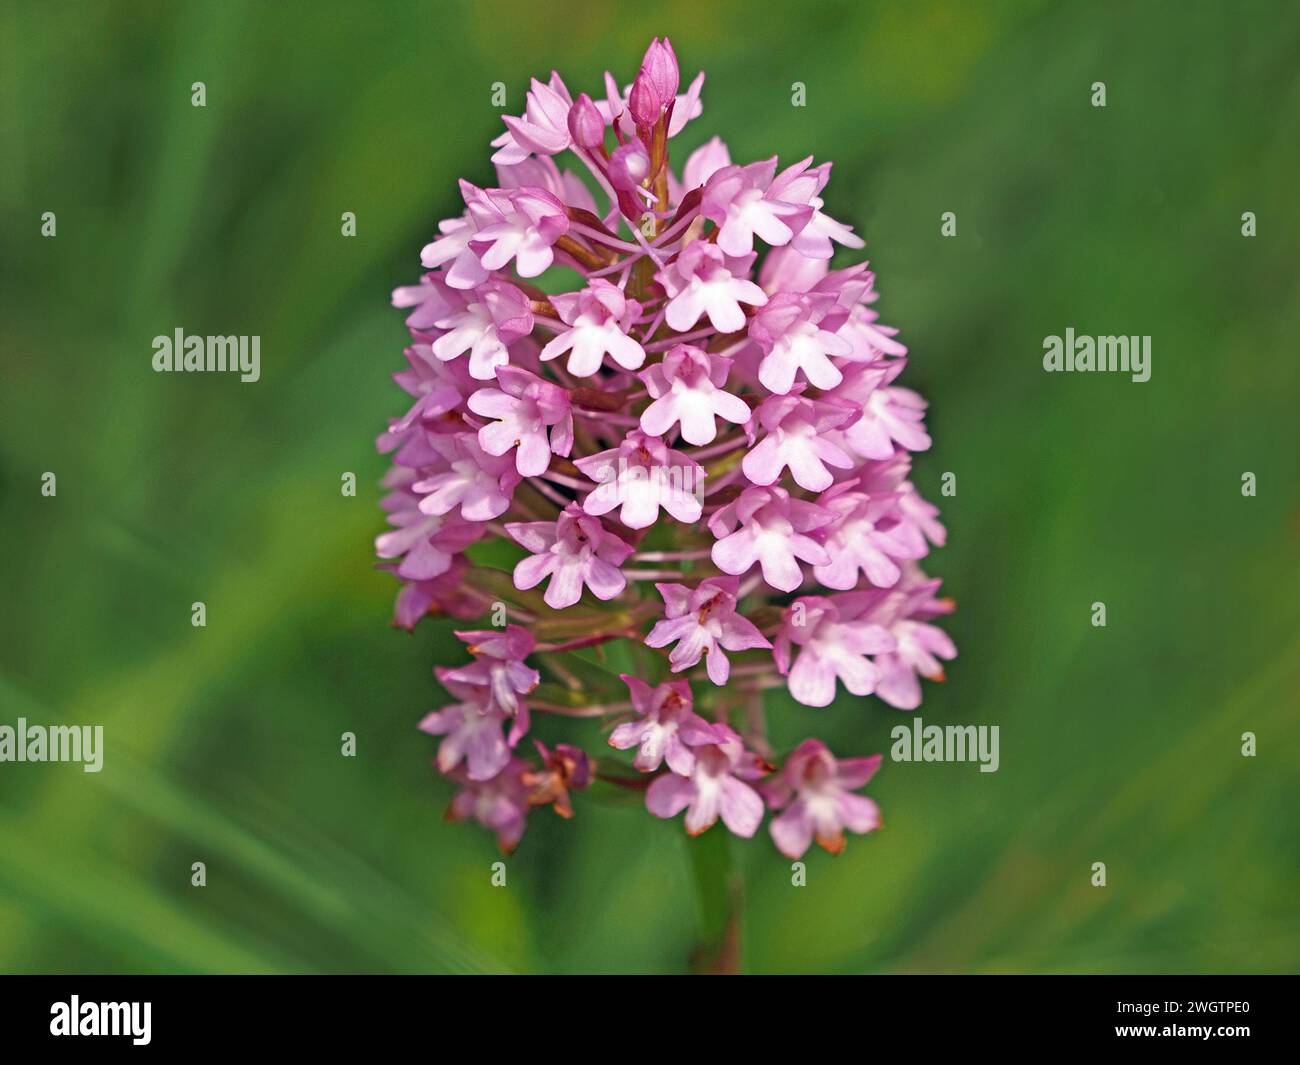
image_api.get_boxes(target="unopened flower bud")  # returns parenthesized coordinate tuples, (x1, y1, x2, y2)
(567, 92, 605, 151)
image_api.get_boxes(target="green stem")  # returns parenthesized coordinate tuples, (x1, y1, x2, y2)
(686, 829, 742, 974)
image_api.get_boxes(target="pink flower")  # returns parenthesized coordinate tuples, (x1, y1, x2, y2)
(709, 485, 832, 593)
(774, 595, 896, 708)
(377, 38, 957, 856)
(507, 504, 633, 609)
(419, 677, 513, 782)
(741, 392, 858, 492)
(375, 469, 485, 580)
(645, 576, 771, 684)
(767, 158, 864, 260)
(447, 758, 531, 853)
(540, 279, 645, 377)
(838, 577, 957, 710)
(465, 184, 569, 278)
(700, 158, 814, 257)
(441, 625, 540, 720)
(657, 241, 767, 334)
(764, 740, 881, 858)
(574, 430, 703, 529)
(491, 73, 574, 164)
(431, 279, 534, 381)
(645, 723, 768, 837)
(468, 366, 573, 477)
(608, 676, 717, 773)
(813, 478, 925, 590)
(639, 343, 751, 446)
(412, 432, 522, 522)
(749, 291, 853, 394)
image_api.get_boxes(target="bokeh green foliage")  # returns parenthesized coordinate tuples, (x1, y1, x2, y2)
(1, 0, 1297, 973)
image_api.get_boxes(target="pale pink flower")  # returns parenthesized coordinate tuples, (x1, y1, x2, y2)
(749, 291, 853, 394)
(657, 241, 767, 334)
(774, 595, 897, 708)
(741, 392, 858, 492)
(375, 470, 485, 581)
(420, 210, 490, 290)
(700, 158, 814, 257)
(574, 430, 703, 529)
(441, 625, 540, 720)
(638, 343, 751, 445)
(764, 740, 881, 858)
(709, 486, 832, 593)
(447, 758, 531, 853)
(645, 723, 767, 837)
(412, 432, 522, 522)
(507, 504, 632, 609)
(540, 279, 645, 377)
(419, 676, 513, 782)
(608, 676, 717, 774)
(767, 158, 864, 260)
(645, 576, 771, 684)
(468, 366, 573, 477)
(491, 72, 575, 164)
(431, 279, 534, 381)
(465, 184, 569, 278)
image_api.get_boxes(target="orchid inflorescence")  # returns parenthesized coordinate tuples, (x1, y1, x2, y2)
(376, 37, 955, 859)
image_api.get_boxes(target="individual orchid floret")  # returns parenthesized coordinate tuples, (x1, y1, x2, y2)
(574, 430, 702, 529)
(708, 485, 832, 593)
(766, 158, 865, 259)
(375, 470, 485, 581)
(674, 136, 732, 198)
(638, 343, 751, 445)
(645, 723, 767, 837)
(741, 392, 858, 492)
(826, 362, 932, 458)
(522, 741, 592, 818)
(774, 595, 897, 708)
(447, 758, 531, 854)
(491, 72, 574, 164)
(412, 432, 522, 522)
(441, 624, 541, 722)
(540, 279, 646, 377)
(813, 479, 925, 590)
(657, 241, 767, 333)
(387, 557, 480, 630)
(468, 366, 574, 476)
(431, 279, 534, 381)
(700, 158, 815, 257)
(391, 270, 460, 330)
(506, 503, 633, 609)
(763, 740, 881, 858)
(645, 576, 771, 684)
(419, 677, 513, 782)
(567, 92, 607, 152)
(749, 291, 854, 394)
(377, 342, 472, 456)
(608, 676, 717, 774)
(465, 184, 569, 278)
(420, 212, 491, 290)
(839, 577, 957, 710)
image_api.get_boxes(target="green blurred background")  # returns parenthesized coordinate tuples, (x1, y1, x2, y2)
(2, 0, 1298, 974)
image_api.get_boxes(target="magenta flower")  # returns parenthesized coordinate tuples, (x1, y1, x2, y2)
(507, 504, 633, 609)
(764, 740, 882, 858)
(645, 723, 767, 837)
(608, 676, 718, 774)
(468, 365, 573, 477)
(645, 576, 770, 684)
(376, 37, 955, 858)
(709, 485, 832, 592)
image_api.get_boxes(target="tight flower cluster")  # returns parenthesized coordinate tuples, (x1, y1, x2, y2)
(377, 38, 955, 857)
